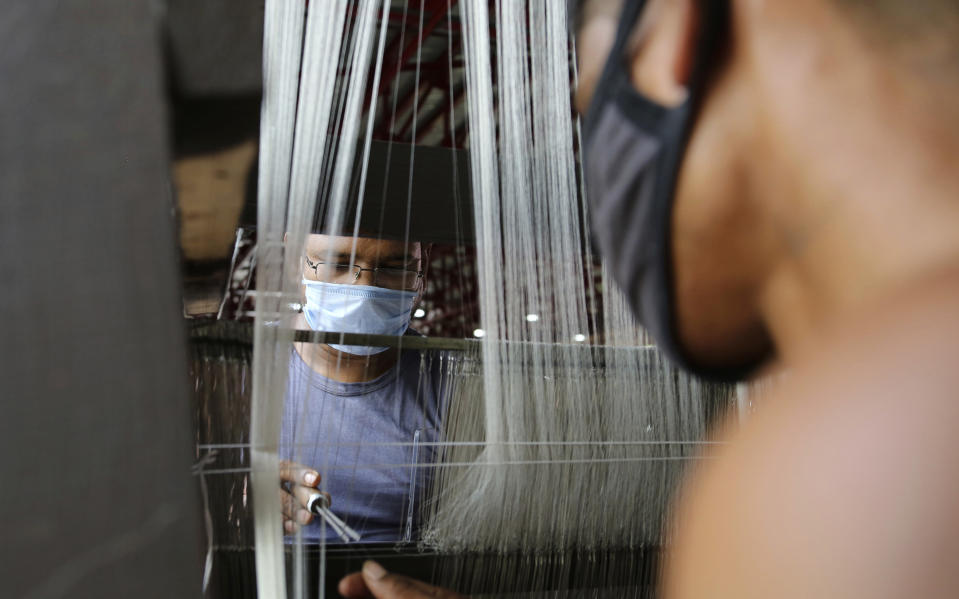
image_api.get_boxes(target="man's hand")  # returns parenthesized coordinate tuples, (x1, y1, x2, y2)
(279, 460, 328, 534)
(339, 561, 465, 599)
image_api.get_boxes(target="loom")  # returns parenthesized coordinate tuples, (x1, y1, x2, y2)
(2, 1, 737, 598)
(248, 1, 736, 597)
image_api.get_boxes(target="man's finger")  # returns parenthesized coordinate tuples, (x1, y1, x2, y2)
(338, 572, 373, 598)
(279, 488, 296, 518)
(278, 488, 312, 524)
(338, 561, 465, 599)
(279, 460, 320, 487)
(292, 483, 331, 510)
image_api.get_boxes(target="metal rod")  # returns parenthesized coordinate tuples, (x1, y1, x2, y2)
(189, 321, 657, 354)
(296, 330, 476, 351)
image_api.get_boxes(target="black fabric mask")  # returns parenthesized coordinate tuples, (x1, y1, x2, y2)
(581, 0, 755, 382)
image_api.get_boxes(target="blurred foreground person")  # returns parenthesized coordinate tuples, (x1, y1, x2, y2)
(340, 0, 959, 596)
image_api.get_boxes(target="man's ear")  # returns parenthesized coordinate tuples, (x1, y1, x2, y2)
(629, 0, 701, 107)
(404, 243, 429, 321)
(416, 243, 433, 299)
(421, 243, 433, 271)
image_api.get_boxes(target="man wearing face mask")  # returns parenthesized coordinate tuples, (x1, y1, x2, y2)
(339, 0, 959, 596)
(279, 231, 447, 544)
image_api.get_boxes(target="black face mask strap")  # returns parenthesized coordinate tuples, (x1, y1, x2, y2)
(683, 2, 729, 117)
(613, 0, 648, 52)
(593, 0, 727, 112)
(584, 0, 648, 129)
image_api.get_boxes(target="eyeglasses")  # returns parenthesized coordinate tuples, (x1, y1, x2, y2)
(304, 257, 423, 291)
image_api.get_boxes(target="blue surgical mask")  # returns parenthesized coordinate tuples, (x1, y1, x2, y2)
(581, 1, 755, 381)
(301, 280, 417, 356)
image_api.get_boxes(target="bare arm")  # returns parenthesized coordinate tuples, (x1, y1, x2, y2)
(664, 280, 959, 598)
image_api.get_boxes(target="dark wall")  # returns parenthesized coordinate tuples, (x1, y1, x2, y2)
(317, 141, 475, 245)
(0, 1, 201, 597)
(166, 0, 266, 96)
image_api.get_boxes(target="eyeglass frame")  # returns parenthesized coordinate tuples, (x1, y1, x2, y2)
(304, 256, 424, 291)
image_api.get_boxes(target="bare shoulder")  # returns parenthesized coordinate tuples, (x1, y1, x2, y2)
(664, 273, 959, 599)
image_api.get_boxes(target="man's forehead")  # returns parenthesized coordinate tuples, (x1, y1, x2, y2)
(305, 234, 421, 257)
